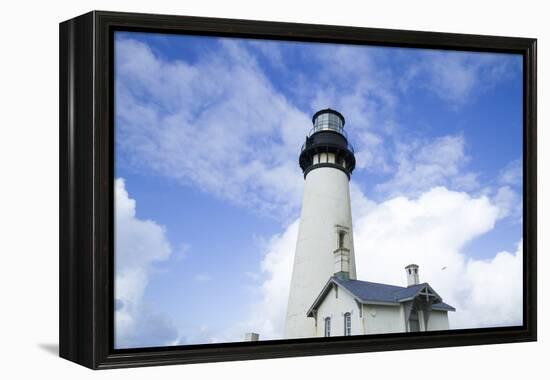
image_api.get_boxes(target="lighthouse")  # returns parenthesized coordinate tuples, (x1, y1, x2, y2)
(285, 109, 357, 339)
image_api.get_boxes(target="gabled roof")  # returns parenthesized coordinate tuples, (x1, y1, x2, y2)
(307, 276, 455, 317)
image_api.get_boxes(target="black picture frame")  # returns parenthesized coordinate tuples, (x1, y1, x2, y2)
(59, 10, 537, 370)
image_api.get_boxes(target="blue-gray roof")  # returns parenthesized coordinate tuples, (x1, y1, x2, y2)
(432, 302, 456, 311)
(332, 277, 425, 303)
(333, 276, 443, 303)
(307, 276, 456, 315)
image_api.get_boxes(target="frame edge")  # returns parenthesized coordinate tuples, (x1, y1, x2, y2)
(59, 10, 538, 370)
(59, 11, 98, 369)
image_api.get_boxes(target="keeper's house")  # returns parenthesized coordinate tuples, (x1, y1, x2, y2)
(306, 264, 456, 337)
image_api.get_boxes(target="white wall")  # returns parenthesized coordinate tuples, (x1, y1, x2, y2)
(363, 304, 406, 334)
(315, 285, 363, 336)
(427, 310, 450, 331)
(0, 1, 547, 380)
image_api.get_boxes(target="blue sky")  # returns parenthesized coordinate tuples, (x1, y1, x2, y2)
(114, 31, 523, 348)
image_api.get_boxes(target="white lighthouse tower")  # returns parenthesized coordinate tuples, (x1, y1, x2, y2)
(285, 109, 357, 339)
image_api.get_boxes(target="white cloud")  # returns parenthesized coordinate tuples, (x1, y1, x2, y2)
(115, 178, 179, 348)
(457, 241, 523, 328)
(425, 54, 478, 105)
(499, 159, 522, 186)
(402, 51, 520, 108)
(354, 186, 522, 329)
(357, 186, 522, 329)
(375, 134, 479, 197)
(244, 185, 521, 339)
(246, 40, 285, 69)
(493, 185, 522, 221)
(116, 38, 308, 219)
(491, 159, 523, 222)
(247, 220, 299, 339)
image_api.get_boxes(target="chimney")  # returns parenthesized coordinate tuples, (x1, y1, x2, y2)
(244, 332, 259, 342)
(405, 264, 420, 286)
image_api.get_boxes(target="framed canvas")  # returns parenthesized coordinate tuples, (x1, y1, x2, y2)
(59, 10, 537, 369)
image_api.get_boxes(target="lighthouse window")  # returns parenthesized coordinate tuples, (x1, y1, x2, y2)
(338, 231, 346, 249)
(324, 317, 331, 337)
(344, 313, 351, 336)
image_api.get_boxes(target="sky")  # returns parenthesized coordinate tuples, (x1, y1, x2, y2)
(113, 31, 523, 349)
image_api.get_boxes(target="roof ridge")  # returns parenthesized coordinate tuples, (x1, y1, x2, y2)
(337, 277, 408, 290)
(312, 277, 455, 312)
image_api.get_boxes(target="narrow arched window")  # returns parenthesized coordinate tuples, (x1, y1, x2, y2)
(344, 312, 351, 336)
(324, 317, 331, 337)
(338, 230, 346, 249)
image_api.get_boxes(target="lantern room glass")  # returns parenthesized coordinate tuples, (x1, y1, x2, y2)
(311, 112, 346, 137)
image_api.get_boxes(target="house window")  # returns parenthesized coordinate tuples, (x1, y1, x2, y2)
(344, 313, 351, 336)
(338, 230, 346, 249)
(324, 317, 331, 337)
